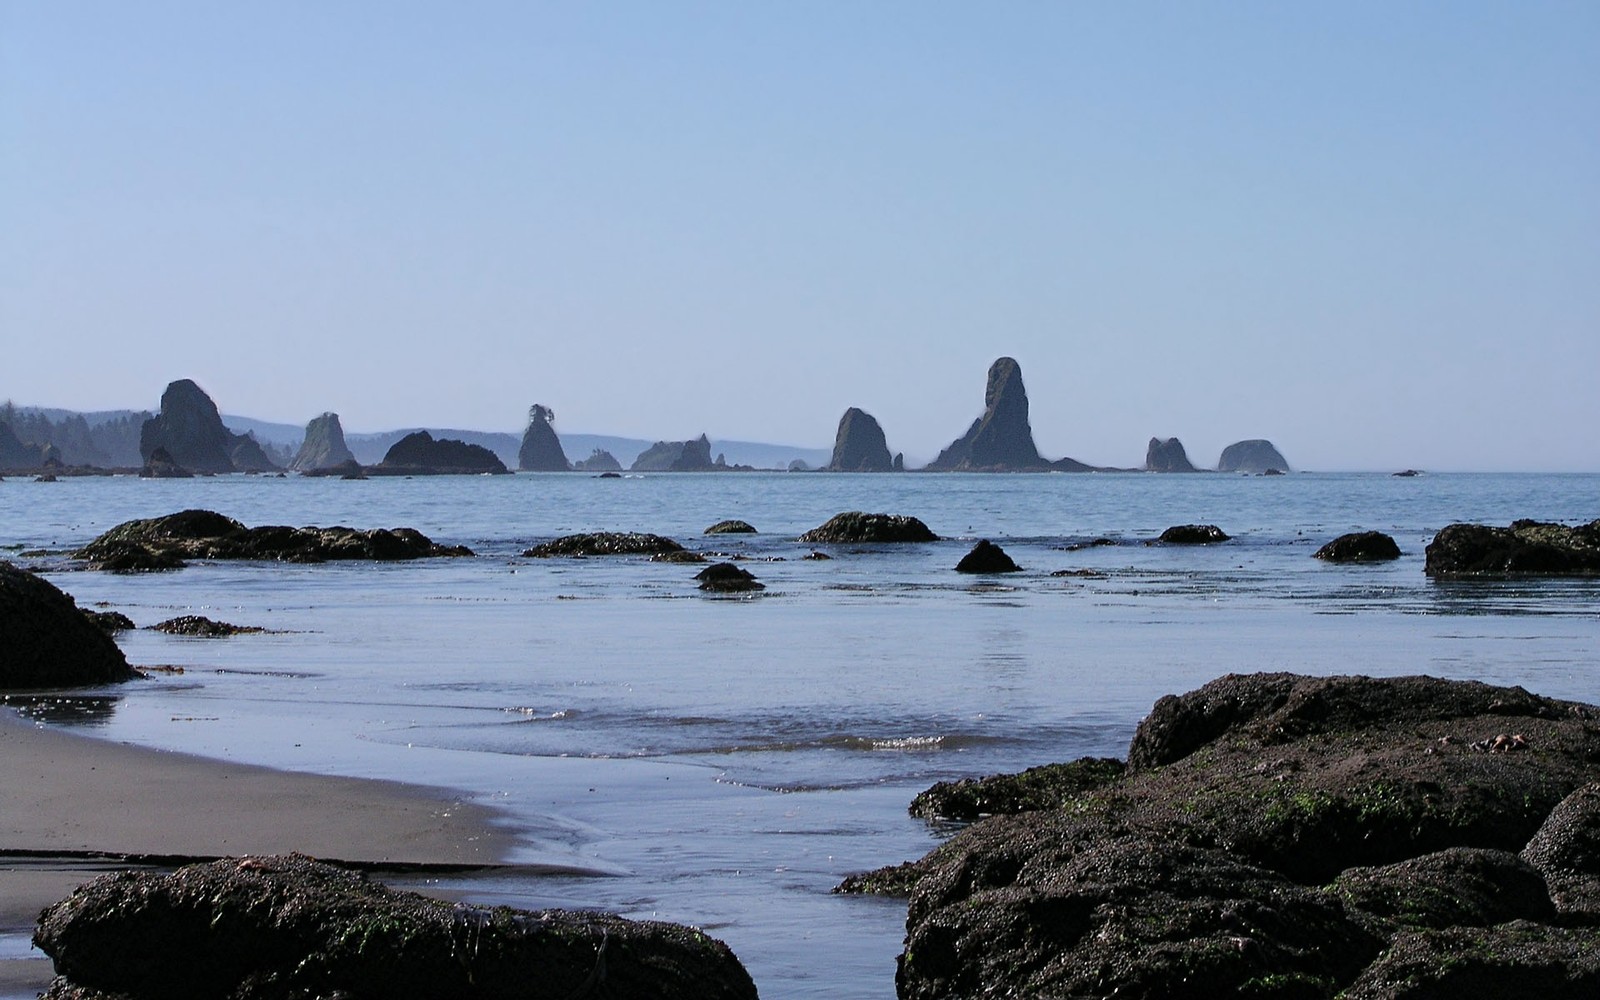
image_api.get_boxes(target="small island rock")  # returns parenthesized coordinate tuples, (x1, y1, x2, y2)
(826, 407, 895, 472)
(631, 434, 717, 472)
(1144, 436, 1197, 472)
(517, 404, 570, 471)
(290, 412, 356, 471)
(376, 431, 509, 475)
(573, 448, 623, 472)
(1219, 439, 1290, 474)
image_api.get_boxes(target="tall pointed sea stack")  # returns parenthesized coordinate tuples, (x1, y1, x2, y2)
(927, 357, 1048, 470)
(827, 407, 894, 471)
(518, 404, 570, 471)
(1145, 437, 1197, 472)
(139, 379, 275, 474)
(291, 413, 356, 471)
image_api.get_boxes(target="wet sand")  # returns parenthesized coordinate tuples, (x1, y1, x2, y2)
(1, 711, 512, 995)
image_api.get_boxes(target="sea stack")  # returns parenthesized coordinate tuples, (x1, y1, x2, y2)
(631, 434, 717, 472)
(827, 408, 895, 472)
(574, 448, 622, 472)
(1145, 437, 1197, 472)
(1218, 439, 1290, 474)
(517, 404, 570, 471)
(290, 413, 356, 471)
(926, 357, 1049, 471)
(375, 431, 508, 475)
(139, 379, 279, 474)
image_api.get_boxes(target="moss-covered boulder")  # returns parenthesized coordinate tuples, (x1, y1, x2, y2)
(523, 532, 684, 557)
(910, 757, 1125, 821)
(76, 510, 471, 568)
(1425, 520, 1600, 577)
(34, 854, 757, 1000)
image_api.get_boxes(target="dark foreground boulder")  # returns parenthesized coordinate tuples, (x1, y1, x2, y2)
(524, 532, 685, 557)
(1156, 524, 1230, 544)
(1315, 531, 1402, 563)
(845, 673, 1600, 1000)
(33, 854, 758, 1000)
(1425, 520, 1600, 577)
(77, 510, 472, 568)
(695, 562, 764, 593)
(1, 561, 140, 688)
(954, 539, 1020, 574)
(799, 512, 938, 543)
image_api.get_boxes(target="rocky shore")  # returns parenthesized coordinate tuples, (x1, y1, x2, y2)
(843, 673, 1600, 999)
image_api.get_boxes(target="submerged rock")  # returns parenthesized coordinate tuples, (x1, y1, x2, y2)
(150, 615, 263, 637)
(524, 532, 685, 557)
(695, 562, 764, 593)
(290, 412, 356, 471)
(926, 357, 1051, 471)
(376, 431, 509, 475)
(827, 407, 895, 472)
(704, 520, 757, 535)
(77, 509, 472, 568)
(1144, 436, 1197, 472)
(1, 561, 140, 689)
(847, 673, 1600, 1000)
(1315, 531, 1402, 563)
(517, 404, 569, 471)
(1219, 439, 1290, 474)
(33, 854, 758, 1000)
(954, 539, 1021, 574)
(1424, 520, 1600, 578)
(1156, 524, 1230, 544)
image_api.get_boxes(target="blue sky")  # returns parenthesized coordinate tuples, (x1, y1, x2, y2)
(3, 2, 1596, 470)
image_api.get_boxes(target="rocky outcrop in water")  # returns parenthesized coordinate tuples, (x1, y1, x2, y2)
(517, 404, 570, 471)
(1144, 436, 1197, 472)
(827, 408, 895, 472)
(631, 435, 716, 472)
(376, 431, 509, 475)
(1157, 524, 1230, 544)
(77, 510, 472, 568)
(704, 520, 757, 535)
(574, 448, 622, 472)
(799, 512, 938, 543)
(695, 562, 764, 593)
(290, 413, 356, 471)
(1219, 439, 1290, 474)
(524, 532, 685, 557)
(33, 853, 758, 1000)
(844, 672, 1600, 1000)
(1425, 520, 1600, 578)
(1, 561, 140, 688)
(150, 615, 264, 636)
(954, 540, 1021, 573)
(1316, 531, 1402, 563)
(926, 358, 1050, 471)
(138, 379, 278, 474)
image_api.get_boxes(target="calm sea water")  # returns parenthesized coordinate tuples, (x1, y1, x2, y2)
(4, 471, 1597, 998)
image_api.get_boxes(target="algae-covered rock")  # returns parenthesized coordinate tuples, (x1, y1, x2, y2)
(1425, 520, 1600, 577)
(77, 509, 472, 568)
(799, 512, 938, 543)
(33, 854, 758, 1000)
(523, 532, 685, 557)
(910, 757, 1125, 821)
(150, 615, 264, 637)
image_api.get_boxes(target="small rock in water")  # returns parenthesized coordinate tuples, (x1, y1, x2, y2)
(1314, 531, 1402, 563)
(695, 562, 764, 593)
(1156, 524, 1230, 544)
(704, 519, 757, 535)
(955, 539, 1021, 574)
(150, 615, 263, 637)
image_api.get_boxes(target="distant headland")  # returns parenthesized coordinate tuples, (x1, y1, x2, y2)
(1, 361, 1291, 475)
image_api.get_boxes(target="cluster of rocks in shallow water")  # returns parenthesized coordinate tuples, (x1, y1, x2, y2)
(842, 672, 1600, 999)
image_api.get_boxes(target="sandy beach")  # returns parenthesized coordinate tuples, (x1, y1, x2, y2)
(0, 711, 512, 996)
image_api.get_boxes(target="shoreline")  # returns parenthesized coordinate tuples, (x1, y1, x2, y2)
(1, 708, 518, 993)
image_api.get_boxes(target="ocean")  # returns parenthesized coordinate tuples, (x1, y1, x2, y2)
(3, 471, 1597, 998)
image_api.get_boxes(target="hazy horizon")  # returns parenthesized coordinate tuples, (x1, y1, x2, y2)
(4, 3, 1596, 472)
